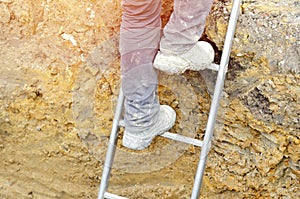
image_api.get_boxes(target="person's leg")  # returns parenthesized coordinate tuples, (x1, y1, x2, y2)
(154, 0, 215, 74)
(120, 0, 161, 132)
(161, 0, 214, 54)
(120, 0, 176, 150)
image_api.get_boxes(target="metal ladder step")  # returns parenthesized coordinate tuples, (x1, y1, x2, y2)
(118, 120, 125, 127)
(119, 120, 202, 147)
(208, 63, 220, 71)
(102, 115, 204, 199)
(104, 192, 128, 199)
(160, 132, 203, 147)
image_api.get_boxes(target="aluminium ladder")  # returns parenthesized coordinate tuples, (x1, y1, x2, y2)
(97, 0, 241, 198)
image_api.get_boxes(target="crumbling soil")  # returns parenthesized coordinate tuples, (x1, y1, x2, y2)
(0, 0, 299, 198)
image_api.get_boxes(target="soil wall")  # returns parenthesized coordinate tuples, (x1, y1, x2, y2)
(0, 0, 299, 198)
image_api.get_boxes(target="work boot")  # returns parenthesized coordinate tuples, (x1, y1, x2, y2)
(154, 41, 215, 74)
(123, 105, 176, 150)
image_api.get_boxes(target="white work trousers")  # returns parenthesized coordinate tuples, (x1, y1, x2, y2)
(120, 0, 214, 132)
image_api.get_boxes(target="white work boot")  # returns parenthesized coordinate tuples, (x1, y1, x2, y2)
(123, 105, 176, 150)
(154, 41, 215, 74)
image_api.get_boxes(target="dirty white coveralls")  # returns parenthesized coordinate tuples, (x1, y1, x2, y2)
(120, 0, 214, 132)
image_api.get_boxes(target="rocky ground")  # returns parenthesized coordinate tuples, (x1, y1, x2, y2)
(0, 0, 299, 198)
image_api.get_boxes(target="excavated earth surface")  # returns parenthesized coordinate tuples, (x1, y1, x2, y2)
(0, 0, 299, 198)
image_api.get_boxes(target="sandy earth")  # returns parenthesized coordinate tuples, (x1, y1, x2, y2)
(0, 0, 299, 198)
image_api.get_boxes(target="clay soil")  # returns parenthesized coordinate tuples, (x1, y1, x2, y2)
(0, 0, 211, 198)
(1, 0, 299, 199)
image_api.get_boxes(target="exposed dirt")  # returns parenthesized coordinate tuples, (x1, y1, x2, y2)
(0, 0, 299, 199)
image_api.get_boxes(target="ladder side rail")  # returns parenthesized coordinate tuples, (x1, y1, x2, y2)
(191, 0, 242, 198)
(98, 89, 125, 199)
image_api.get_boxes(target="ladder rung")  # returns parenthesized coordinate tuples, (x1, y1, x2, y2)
(160, 132, 203, 147)
(118, 121, 202, 147)
(207, 63, 220, 71)
(118, 120, 125, 127)
(104, 192, 128, 199)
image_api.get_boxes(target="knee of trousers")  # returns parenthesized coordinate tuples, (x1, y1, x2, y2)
(121, 0, 162, 28)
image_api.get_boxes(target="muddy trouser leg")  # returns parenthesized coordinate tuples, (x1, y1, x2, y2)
(120, 0, 162, 132)
(160, 0, 214, 55)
